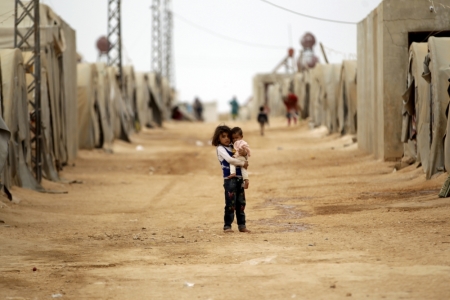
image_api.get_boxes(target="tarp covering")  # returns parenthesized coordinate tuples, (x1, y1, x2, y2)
(148, 72, 164, 127)
(108, 67, 131, 142)
(426, 37, 450, 178)
(320, 64, 341, 133)
(123, 65, 137, 132)
(252, 73, 293, 119)
(337, 60, 357, 135)
(96, 63, 114, 151)
(77, 63, 100, 150)
(0, 116, 10, 175)
(308, 65, 324, 127)
(135, 72, 150, 129)
(402, 43, 429, 172)
(0, 49, 42, 191)
(294, 72, 309, 119)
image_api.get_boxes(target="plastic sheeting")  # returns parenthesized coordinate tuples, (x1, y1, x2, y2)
(337, 60, 357, 135)
(0, 49, 43, 191)
(426, 37, 450, 178)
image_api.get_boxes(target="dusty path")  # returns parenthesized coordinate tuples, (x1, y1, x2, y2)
(1, 118, 450, 299)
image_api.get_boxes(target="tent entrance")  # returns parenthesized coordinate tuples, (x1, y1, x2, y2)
(408, 31, 450, 46)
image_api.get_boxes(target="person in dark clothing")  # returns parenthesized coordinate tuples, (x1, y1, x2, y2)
(257, 106, 269, 136)
(193, 97, 204, 121)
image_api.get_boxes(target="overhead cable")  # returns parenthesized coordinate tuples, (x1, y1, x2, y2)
(259, 0, 357, 25)
(173, 12, 286, 50)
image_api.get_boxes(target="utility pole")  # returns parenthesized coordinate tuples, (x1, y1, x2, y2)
(107, 0, 123, 87)
(14, 0, 42, 183)
(151, 0, 162, 76)
(163, 0, 174, 86)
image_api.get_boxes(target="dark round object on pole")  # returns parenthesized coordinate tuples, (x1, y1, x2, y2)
(300, 32, 316, 49)
(288, 48, 294, 57)
(96, 36, 109, 53)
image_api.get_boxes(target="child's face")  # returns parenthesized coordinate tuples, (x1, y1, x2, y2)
(219, 132, 230, 146)
(232, 133, 242, 143)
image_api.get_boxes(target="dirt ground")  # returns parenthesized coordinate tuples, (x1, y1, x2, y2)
(1, 117, 450, 300)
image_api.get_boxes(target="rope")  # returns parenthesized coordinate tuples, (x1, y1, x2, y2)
(258, 0, 357, 25)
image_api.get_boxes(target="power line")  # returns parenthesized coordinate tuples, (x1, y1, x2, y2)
(173, 12, 286, 50)
(259, 0, 357, 25)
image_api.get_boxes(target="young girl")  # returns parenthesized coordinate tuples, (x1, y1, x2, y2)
(228, 127, 251, 189)
(211, 125, 251, 233)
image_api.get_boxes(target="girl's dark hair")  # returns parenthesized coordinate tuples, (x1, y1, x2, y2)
(211, 125, 231, 146)
(231, 127, 243, 137)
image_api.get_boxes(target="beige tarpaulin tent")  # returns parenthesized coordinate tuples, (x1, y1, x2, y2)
(148, 72, 164, 127)
(252, 73, 293, 119)
(0, 116, 10, 176)
(0, 2, 78, 165)
(108, 67, 131, 141)
(0, 49, 42, 191)
(123, 65, 138, 132)
(401, 43, 429, 172)
(357, 0, 449, 160)
(308, 65, 324, 127)
(77, 63, 100, 150)
(96, 63, 114, 152)
(135, 72, 151, 129)
(422, 37, 450, 178)
(337, 60, 357, 135)
(293, 72, 309, 120)
(319, 64, 341, 133)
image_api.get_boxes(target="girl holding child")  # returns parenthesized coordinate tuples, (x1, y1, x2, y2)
(211, 125, 251, 233)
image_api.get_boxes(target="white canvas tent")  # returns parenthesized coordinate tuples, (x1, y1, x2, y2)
(147, 72, 164, 127)
(401, 43, 429, 172)
(135, 72, 151, 129)
(337, 60, 357, 135)
(108, 67, 131, 142)
(423, 37, 450, 178)
(96, 63, 114, 152)
(0, 49, 43, 191)
(357, 0, 450, 160)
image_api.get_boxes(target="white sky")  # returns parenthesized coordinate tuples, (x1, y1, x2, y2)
(42, 0, 383, 112)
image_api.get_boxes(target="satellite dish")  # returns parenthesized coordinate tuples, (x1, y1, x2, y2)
(96, 36, 109, 54)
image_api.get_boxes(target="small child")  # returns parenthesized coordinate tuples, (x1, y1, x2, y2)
(229, 127, 251, 189)
(257, 106, 269, 136)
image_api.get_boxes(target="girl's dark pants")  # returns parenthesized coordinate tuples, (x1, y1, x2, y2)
(223, 177, 246, 230)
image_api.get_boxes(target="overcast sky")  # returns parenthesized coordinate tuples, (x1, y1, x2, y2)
(43, 0, 383, 112)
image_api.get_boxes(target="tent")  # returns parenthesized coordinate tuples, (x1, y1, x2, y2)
(96, 63, 114, 151)
(422, 37, 450, 178)
(108, 67, 131, 141)
(293, 72, 309, 120)
(147, 72, 164, 127)
(252, 73, 293, 119)
(401, 43, 429, 172)
(357, 0, 450, 160)
(77, 63, 100, 150)
(319, 64, 341, 133)
(0, 49, 42, 191)
(308, 65, 324, 127)
(135, 72, 151, 128)
(123, 65, 138, 132)
(337, 60, 357, 135)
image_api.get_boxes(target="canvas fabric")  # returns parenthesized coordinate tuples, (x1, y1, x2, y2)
(337, 60, 357, 135)
(95, 63, 114, 152)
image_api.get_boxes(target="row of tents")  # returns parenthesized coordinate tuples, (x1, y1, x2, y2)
(251, 0, 450, 180)
(251, 59, 357, 137)
(0, 2, 173, 195)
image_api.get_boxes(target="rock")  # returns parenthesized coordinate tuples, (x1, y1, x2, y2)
(330, 284, 336, 288)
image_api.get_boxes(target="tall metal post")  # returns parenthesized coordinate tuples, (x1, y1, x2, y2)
(163, 0, 174, 86)
(107, 0, 123, 87)
(14, 0, 42, 183)
(151, 0, 162, 75)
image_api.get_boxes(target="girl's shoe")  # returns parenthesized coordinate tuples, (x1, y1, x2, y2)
(239, 228, 251, 233)
(223, 228, 234, 233)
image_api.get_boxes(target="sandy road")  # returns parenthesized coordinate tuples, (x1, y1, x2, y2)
(1, 118, 450, 299)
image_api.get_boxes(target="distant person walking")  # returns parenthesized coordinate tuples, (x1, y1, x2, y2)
(283, 91, 299, 126)
(193, 97, 203, 121)
(257, 106, 269, 136)
(229, 96, 240, 120)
